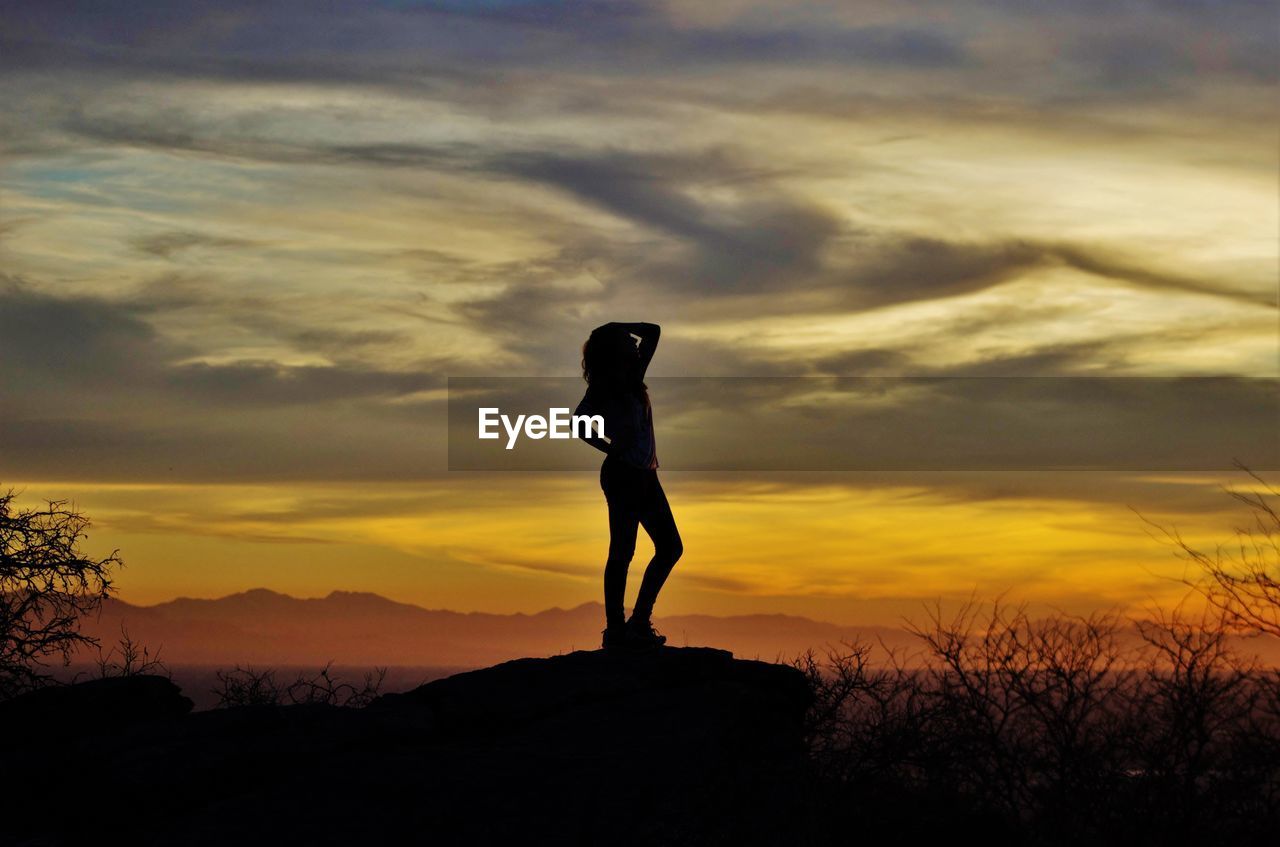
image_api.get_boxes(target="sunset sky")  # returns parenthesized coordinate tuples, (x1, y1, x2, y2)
(1, 1, 1276, 626)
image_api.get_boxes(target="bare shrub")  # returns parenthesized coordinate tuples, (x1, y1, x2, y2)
(793, 638, 930, 790)
(89, 623, 169, 679)
(1135, 460, 1280, 638)
(793, 595, 1279, 842)
(1125, 601, 1277, 833)
(285, 661, 387, 707)
(1, 487, 121, 699)
(212, 665, 282, 708)
(911, 595, 1130, 828)
(213, 662, 386, 709)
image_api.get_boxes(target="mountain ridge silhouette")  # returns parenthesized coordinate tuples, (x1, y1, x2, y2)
(78, 589, 1280, 669)
(79, 589, 915, 667)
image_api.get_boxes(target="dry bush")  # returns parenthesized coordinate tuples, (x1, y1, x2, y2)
(903, 595, 1134, 829)
(1126, 602, 1279, 832)
(88, 623, 170, 680)
(284, 661, 387, 708)
(1, 487, 121, 699)
(793, 597, 1279, 843)
(792, 638, 929, 790)
(1136, 460, 1280, 638)
(213, 662, 386, 709)
(796, 463, 1280, 841)
(212, 665, 282, 708)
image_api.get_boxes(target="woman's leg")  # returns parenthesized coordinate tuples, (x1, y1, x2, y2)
(603, 470, 641, 631)
(632, 475, 683, 623)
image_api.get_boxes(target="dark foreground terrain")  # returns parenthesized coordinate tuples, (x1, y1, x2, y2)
(0, 647, 812, 846)
(7, 640, 1275, 846)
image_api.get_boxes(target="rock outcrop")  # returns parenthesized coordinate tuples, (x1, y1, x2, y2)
(1, 647, 813, 846)
(0, 673, 193, 727)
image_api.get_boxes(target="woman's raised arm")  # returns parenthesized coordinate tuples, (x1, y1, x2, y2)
(603, 321, 660, 378)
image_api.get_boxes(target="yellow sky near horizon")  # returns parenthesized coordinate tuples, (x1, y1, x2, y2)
(4, 470, 1260, 627)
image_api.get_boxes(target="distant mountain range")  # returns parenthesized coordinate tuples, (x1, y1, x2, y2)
(78, 589, 1280, 670)
(77, 589, 918, 668)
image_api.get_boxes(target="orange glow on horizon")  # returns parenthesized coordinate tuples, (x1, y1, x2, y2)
(4, 471, 1251, 628)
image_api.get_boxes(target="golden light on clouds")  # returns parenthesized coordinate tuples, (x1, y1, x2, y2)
(4, 471, 1248, 625)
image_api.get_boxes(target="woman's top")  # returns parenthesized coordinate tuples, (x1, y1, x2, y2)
(575, 321, 661, 470)
(575, 384, 658, 470)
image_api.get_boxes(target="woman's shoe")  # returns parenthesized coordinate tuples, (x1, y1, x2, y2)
(626, 616, 667, 648)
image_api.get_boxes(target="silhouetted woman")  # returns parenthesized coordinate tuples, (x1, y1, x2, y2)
(575, 321, 683, 651)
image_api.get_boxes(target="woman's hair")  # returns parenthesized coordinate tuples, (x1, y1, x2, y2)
(581, 326, 624, 386)
(581, 325, 649, 404)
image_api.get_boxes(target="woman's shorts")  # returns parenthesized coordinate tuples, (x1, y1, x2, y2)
(600, 453, 661, 513)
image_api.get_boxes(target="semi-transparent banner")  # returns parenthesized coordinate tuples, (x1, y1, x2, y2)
(447, 376, 1279, 471)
